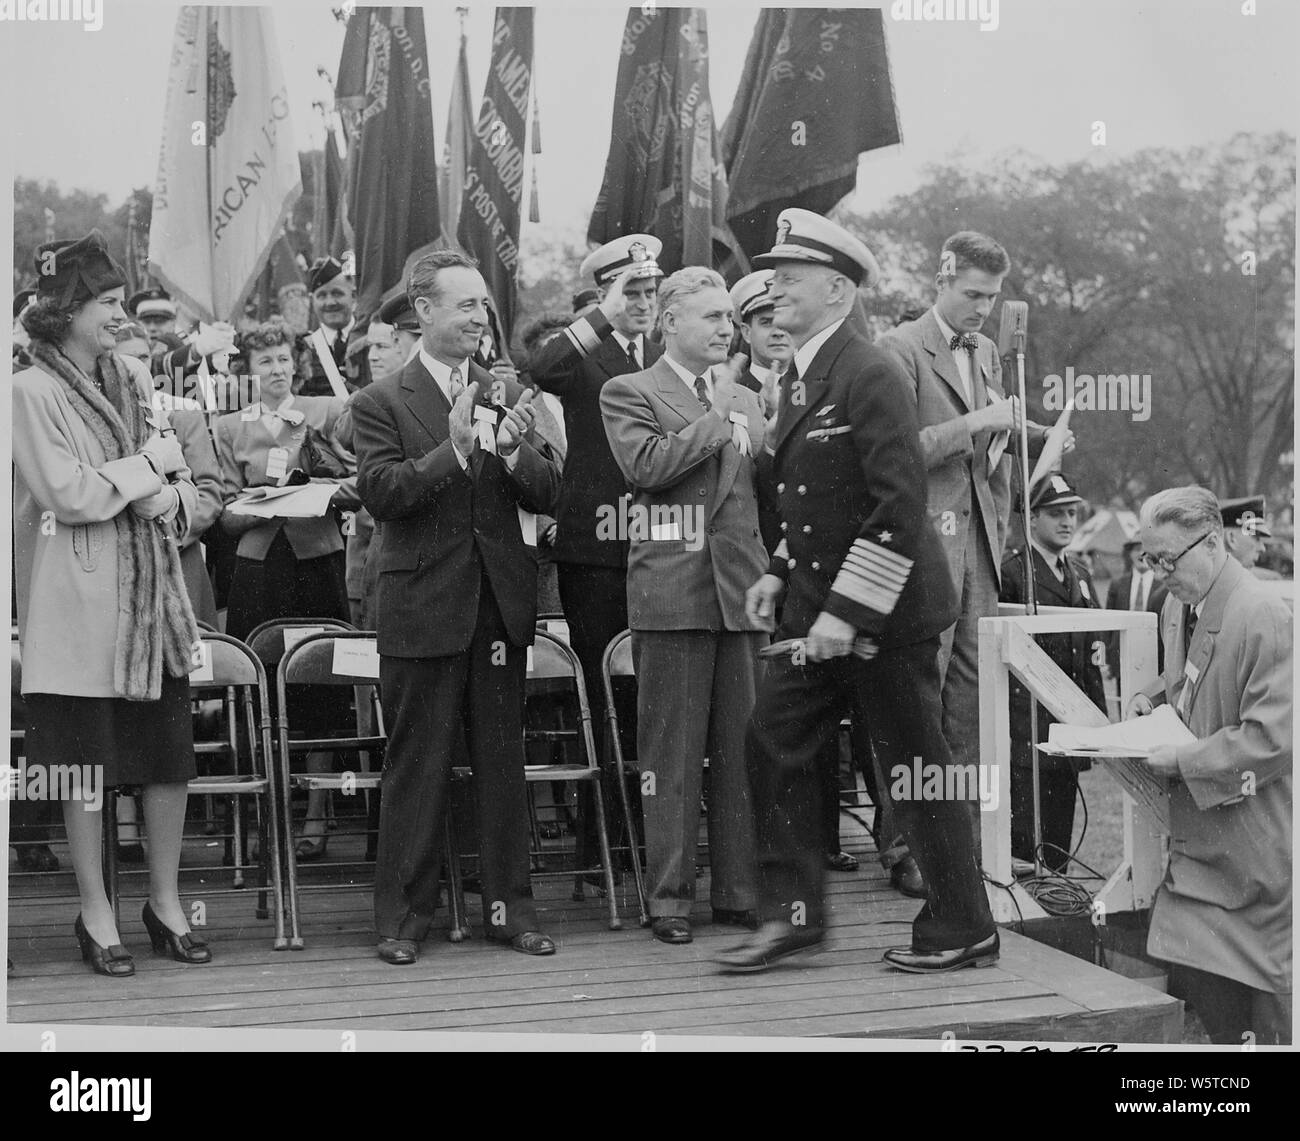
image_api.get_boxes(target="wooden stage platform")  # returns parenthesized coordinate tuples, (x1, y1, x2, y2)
(6, 812, 1182, 1043)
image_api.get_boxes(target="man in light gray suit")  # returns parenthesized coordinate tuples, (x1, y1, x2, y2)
(600, 267, 769, 945)
(877, 232, 1060, 891)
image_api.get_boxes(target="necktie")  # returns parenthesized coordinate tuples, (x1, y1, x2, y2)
(693, 375, 712, 412)
(1185, 605, 1198, 646)
(448, 366, 464, 402)
(1056, 556, 1067, 581)
(949, 332, 978, 353)
(626, 341, 639, 370)
(1136, 574, 1149, 612)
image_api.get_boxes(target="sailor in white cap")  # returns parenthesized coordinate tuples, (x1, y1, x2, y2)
(717, 208, 998, 975)
(529, 234, 665, 863)
(729, 269, 791, 420)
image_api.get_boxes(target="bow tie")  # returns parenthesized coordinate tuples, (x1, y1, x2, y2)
(261, 403, 305, 426)
(949, 333, 978, 353)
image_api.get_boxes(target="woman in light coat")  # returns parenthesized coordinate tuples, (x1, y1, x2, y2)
(12, 231, 213, 977)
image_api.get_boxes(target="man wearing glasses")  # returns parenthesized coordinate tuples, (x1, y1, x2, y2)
(1127, 485, 1292, 1045)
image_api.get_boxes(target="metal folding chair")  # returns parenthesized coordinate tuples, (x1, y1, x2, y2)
(273, 630, 471, 949)
(103, 631, 289, 948)
(449, 630, 623, 931)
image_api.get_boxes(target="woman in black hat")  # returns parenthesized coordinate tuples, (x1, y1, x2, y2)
(12, 231, 213, 976)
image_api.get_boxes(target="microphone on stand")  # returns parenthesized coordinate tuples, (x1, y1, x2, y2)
(999, 299, 1046, 876)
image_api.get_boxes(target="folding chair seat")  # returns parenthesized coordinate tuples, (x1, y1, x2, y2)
(103, 632, 289, 948)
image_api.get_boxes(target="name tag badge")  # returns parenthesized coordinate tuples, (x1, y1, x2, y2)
(729, 410, 751, 456)
(265, 447, 289, 481)
(650, 522, 683, 541)
(189, 641, 213, 684)
(473, 405, 497, 453)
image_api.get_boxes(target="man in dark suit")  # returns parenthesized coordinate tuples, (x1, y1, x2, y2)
(999, 474, 1108, 872)
(349, 250, 561, 964)
(717, 209, 997, 974)
(600, 267, 769, 945)
(1106, 539, 1168, 678)
(875, 233, 1059, 897)
(529, 236, 664, 859)
(302, 256, 370, 397)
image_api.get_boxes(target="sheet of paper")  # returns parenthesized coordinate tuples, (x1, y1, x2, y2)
(283, 626, 326, 654)
(1041, 704, 1196, 757)
(189, 640, 213, 684)
(518, 507, 537, 547)
(332, 638, 380, 679)
(1029, 397, 1077, 488)
(227, 482, 337, 519)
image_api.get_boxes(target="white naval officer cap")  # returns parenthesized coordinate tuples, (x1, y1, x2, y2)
(580, 234, 664, 287)
(753, 208, 881, 288)
(730, 269, 776, 322)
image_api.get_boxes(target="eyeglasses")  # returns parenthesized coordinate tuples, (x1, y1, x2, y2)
(1139, 530, 1212, 575)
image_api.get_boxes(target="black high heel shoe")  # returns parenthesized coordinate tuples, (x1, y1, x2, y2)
(141, 902, 212, 964)
(73, 914, 135, 978)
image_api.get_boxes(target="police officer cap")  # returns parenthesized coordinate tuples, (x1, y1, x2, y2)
(309, 256, 349, 293)
(753, 208, 881, 287)
(1219, 495, 1271, 538)
(730, 270, 776, 321)
(580, 234, 664, 287)
(1030, 473, 1084, 511)
(377, 291, 419, 330)
(128, 286, 176, 320)
(34, 230, 127, 309)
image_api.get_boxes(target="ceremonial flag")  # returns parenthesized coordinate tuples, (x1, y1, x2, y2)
(148, 7, 302, 323)
(440, 20, 474, 242)
(721, 9, 901, 259)
(588, 8, 743, 279)
(456, 8, 534, 343)
(309, 126, 348, 261)
(336, 6, 441, 320)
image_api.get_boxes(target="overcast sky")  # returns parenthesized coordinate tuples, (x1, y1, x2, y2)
(3, 0, 1296, 242)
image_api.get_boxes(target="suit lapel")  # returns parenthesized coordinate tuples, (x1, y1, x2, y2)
(920, 310, 973, 414)
(653, 356, 709, 427)
(773, 322, 852, 455)
(1032, 548, 1071, 606)
(400, 356, 452, 446)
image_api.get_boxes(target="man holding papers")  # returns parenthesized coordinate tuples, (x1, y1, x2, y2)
(1128, 485, 1292, 1045)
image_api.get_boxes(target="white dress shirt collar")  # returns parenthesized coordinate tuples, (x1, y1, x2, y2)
(793, 318, 846, 379)
(662, 351, 714, 402)
(419, 347, 471, 405)
(323, 318, 355, 347)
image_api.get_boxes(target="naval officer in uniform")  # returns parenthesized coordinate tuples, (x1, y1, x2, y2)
(716, 209, 998, 974)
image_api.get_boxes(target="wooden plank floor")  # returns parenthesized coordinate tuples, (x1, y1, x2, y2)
(7, 811, 1182, 1042)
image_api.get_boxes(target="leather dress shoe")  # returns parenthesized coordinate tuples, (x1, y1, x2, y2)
(883, 932, 1000, 974)
(377, 937, 418, 965)
(711, 908, 759, 930)
(714, 921, 824, 973)
(502, 931, 556, 956)
(651, 917, 693, 945)
(824, 850, 859, 873)
(890, 855, 928, 899)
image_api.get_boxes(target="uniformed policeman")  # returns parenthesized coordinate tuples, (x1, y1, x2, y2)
(998, 473, 1108, 872)
(1219, 495, 1276, 578)
(716, 209, 998, 973)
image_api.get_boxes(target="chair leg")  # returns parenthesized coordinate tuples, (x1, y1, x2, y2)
(231, 795, 246, 889)
(589, 775, 622, 930)
(612, 754, 648, 927)
(444, 821, 468, 943)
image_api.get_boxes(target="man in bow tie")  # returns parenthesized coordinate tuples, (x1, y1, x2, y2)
(876, 232, 1057, 895)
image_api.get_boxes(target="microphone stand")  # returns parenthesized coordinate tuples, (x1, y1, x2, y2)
(1011, 324, 1045, 878)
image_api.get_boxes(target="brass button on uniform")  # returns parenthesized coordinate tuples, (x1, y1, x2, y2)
(797, 485, 807, 495)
